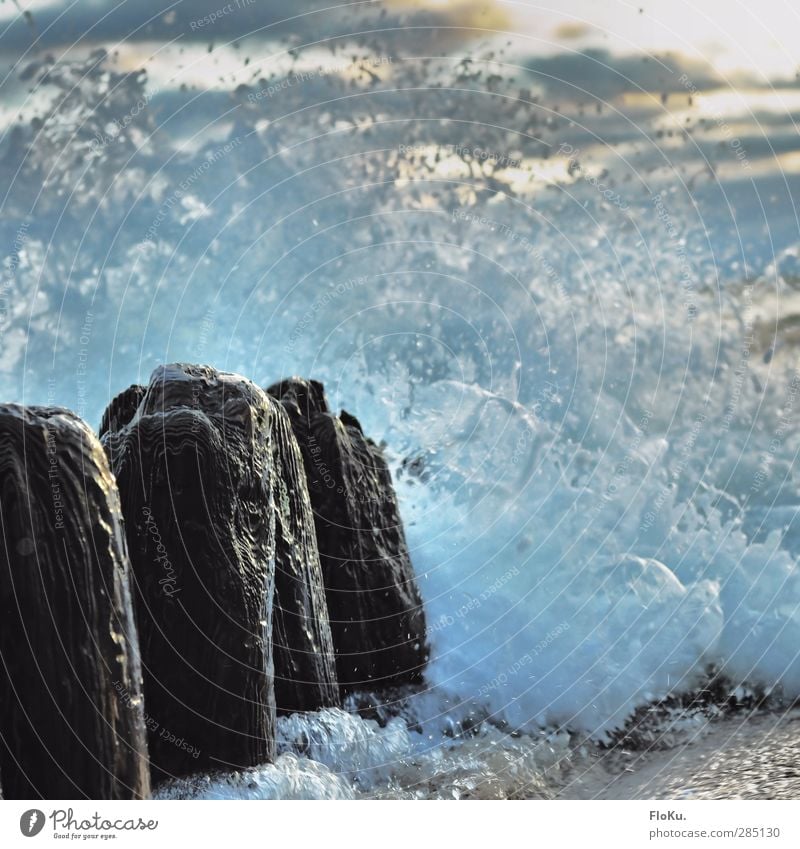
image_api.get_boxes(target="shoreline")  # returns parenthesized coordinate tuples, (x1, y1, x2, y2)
(558, 708, 800, 800)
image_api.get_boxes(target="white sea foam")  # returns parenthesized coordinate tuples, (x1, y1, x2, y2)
(3, 46, 800, 796)
(157, 704, 575, 799)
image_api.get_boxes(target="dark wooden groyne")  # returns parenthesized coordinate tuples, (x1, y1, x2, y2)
(0, 405, 150, 799)
(268, 378, 428, 694)
(0, 364, 427, 798)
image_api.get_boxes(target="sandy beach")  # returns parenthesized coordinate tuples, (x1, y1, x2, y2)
(559, 709, 800, 800)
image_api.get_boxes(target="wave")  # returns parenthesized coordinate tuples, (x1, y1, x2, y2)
(2, 48, 800, 794)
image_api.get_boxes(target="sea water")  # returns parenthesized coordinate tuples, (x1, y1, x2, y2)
(2, 42, 799, 797)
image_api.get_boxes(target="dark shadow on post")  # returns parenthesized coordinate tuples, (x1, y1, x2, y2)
(270, 404, 340, 714)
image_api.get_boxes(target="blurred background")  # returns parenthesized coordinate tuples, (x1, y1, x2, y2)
(2, 0, 800, 797)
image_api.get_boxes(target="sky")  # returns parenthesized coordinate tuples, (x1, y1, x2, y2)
(0, 0, 797, 82)
(505, 0, 799, 80)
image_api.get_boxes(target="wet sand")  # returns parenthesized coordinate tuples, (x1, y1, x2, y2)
(558, 709, 800, 800)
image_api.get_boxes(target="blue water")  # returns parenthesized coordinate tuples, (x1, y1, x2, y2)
(2, 8, 800, 796)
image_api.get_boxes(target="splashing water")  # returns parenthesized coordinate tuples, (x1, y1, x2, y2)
(3, 28, 800, 797)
